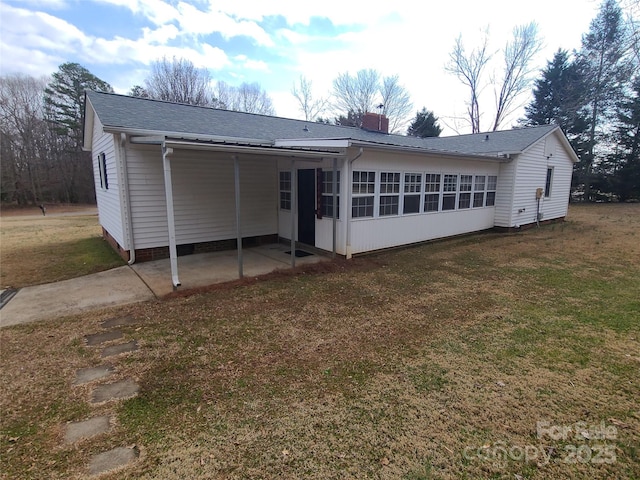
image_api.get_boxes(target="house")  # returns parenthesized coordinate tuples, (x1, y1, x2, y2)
(83, 91, 578, 288)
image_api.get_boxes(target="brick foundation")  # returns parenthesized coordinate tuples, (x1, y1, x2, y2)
(102, 228, 130, 262)
(129, 234, 279, 263)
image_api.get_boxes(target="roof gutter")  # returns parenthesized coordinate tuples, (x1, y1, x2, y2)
(349, 140, 511, 162)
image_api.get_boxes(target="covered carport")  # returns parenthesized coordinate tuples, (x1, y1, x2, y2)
(128, 134, 345, 291)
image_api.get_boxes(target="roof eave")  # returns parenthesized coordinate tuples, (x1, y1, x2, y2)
(349, 140, 512, 162)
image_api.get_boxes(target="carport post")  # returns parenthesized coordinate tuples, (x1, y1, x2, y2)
(234, 155, 243, 278)
(332, 157, 337, 257)
(162, 144, 180, 289)
(290, 158, 296, 268)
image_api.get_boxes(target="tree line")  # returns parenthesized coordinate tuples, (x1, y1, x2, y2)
(0, 0, 637, 205)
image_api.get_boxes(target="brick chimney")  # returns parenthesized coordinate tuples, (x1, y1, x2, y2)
(361, 112, 389, 133)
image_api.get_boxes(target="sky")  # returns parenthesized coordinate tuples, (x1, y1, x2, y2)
(0, 0, 611, 135)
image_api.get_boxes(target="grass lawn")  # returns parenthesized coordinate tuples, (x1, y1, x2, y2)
(1, 204, 638, 479)
(0, 206, 124, 287)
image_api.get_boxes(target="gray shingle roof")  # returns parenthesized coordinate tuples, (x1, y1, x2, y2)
(86, 90, 558, 156)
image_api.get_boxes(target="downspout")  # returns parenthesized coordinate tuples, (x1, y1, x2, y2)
(345, 147, 364, 259)
(119, 133, 136, 265)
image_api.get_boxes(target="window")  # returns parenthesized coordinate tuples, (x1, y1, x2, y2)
(403, 173, 422, 214)
(473, 175, 485, 207)
(545, 168, 553, 198)
(321, 170, 340, 218)
(486, 175, 497, 206)
(352, 196, 374, 218)
(458, 174, 472, 209)
(279, 171, 291, 210)
(442, 174, 458, 210)
(352, 171, 375, 218)
(98, 153, 108, 190)
(379, 172, 400, 216)
(424, 173, 441, 212)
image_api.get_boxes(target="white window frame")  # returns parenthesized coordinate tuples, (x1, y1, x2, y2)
(352, 170, 375, 218)
(473, 175, 486, 208)
(321, 170, 340, 219)
(402, 172, 422, 214)
(486, 175, 497, 206)
(98, 152, 108, 190)
(545, 168, 553, 198)
(442, 174, 458, 211)
(379, 172, 400, 216)
(279, 170, 291, 210)
(424, 173, 442, 213)
(458, 174, 473, 209)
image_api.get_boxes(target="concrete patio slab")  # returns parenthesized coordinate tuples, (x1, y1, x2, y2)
(64, 416, 111, 443)
(88, 446, 138, 476)
(132, 244, 325, 297)
(0, 266, 155, 328)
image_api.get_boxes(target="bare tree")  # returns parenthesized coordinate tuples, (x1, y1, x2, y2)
(291, 75, 327, 121)
(332, 69, 379, 118)
(491, 22, 543, 131)
(447, 23, 542, 132)
(0, 74, 49, 203)
(446, 31, 492, 133)
(331, 69, 413, 133)
(380, 75, 414, 133)
(144, 56, 212, 106)
(214, 81, 275, 115)
(234, 82, 275, 115)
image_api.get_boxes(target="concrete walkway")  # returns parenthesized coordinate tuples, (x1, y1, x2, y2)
(0, 244, 325, 327)
(0, 266, 155, 328)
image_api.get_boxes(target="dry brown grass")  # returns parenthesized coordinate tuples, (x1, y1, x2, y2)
(1, 204, 639, 479)
(0, 206, 123, 287)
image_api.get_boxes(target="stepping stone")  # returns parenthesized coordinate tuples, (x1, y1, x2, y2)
(85, 330, 123, 346)
(91, 379, 139, 404)
(101, 340, 138, 358)
(101, 315, 139, 329)
(88, 446, 138, 476)
(74, 364, 114, 385)
(64, 416, 111, 443)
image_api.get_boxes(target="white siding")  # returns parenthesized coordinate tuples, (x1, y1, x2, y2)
(509, 132, 573, 227)
(347, 149, 500, 254)
(127, 145, 278, 249)
(494, 160, 516, 227)
(91, 116, 125, 246)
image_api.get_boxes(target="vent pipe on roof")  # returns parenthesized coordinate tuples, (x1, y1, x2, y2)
(484, 134, 490, 141)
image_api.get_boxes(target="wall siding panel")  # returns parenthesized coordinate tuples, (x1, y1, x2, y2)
(91, 117, 124, 246)
(510, 132, 573, 227)
(127, 145, 277, 249)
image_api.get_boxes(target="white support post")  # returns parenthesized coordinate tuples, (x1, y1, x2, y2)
(290, 158, 296, 268)
(162, 144, 181, 288)
(332, 157, 337, 258)
(234, 155, 243, 278)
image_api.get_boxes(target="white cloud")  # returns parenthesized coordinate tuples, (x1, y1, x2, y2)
(94, 0, 179, 25)
(142, 24, 180, 44)
(175, 2, 274, 46)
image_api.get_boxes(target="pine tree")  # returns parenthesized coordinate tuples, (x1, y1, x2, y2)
(407, 108, 443, 137)
(607, 76, 640, 200)
(524, 50, 591, 186)
(576, 0, 630, 200)
(44, 62, 112, 202)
